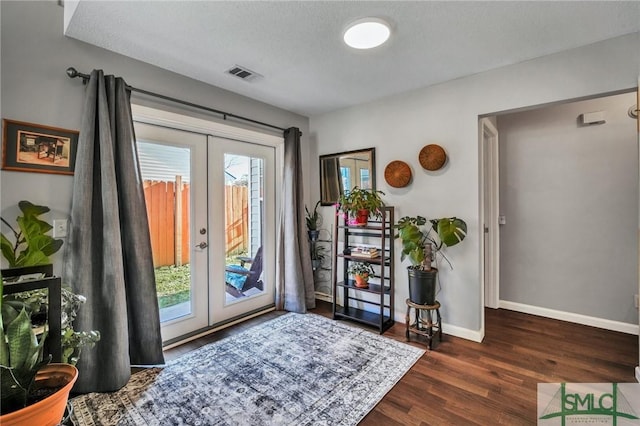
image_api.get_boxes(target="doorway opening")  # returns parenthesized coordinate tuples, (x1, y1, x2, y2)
(480, 90, 639, 337)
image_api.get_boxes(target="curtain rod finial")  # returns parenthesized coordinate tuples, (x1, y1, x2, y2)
(66, 67, 90, 84)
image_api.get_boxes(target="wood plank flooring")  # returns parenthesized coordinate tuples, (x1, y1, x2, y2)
(164, 301, 638, 425)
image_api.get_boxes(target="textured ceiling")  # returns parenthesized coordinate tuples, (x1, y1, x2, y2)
(64, 1, 640, 117)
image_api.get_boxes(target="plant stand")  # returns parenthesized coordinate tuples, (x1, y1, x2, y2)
(2, 265, 62, 362)
(405, 298, 442, 350)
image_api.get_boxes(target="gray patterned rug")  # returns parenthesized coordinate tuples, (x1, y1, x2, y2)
(70, 313, 424, 425)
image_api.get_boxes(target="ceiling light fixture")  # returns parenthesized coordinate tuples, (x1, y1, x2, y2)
(343, 18, 391, 50)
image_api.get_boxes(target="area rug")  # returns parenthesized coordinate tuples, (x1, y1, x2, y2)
(70, 313, 424, 425)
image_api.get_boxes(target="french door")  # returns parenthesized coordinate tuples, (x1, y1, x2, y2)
(208, 136, 276, 325)
(135, 122, 277, 343)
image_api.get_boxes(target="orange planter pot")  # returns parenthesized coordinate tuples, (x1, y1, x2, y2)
(354, 274, 369, 288)
(0, 363, 78, 426)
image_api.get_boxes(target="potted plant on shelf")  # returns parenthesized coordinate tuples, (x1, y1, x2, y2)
(0, 283, 78, 425)
(310, 244, 326, 271)
(305, 200, 322, 241)
(395, 216, 467, 305)
(347, 262, 375, 288)
(338, 187, 386, 226)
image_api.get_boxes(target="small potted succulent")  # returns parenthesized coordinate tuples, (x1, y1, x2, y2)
(305, 201, 322, 241)
(395, 215, 467, 305)
(347, 262, 375, 288)
(338, 187, 386, 226)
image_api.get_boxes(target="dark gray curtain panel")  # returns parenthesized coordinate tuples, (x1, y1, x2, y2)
(275, 128, 316, 313)
(63, 70, 164, 393)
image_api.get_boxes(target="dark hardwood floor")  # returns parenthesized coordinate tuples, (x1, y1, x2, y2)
(164, 301, 638, 425)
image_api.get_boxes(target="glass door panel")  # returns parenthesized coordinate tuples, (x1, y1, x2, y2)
(135, 122, 209, 342)
(223, 153, 265, 303)
(209, 136, 276, 324)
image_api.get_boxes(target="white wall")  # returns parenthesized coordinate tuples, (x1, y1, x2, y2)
(0, 1, 309, 274)
(498, 92, 638, 325)
(310, 32, 640, 340)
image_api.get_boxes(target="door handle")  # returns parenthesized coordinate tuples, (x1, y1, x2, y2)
(195, 242, 208, 249)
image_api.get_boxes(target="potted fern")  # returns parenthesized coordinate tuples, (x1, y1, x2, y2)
(338, 187, 386, 226)
(395, 216, 467, 305)
(310, 244, 326, 271)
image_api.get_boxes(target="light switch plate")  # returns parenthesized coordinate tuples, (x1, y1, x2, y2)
(53, 219, 68, 238)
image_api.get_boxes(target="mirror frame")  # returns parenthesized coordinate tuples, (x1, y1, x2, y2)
(319, 147, 376, 206)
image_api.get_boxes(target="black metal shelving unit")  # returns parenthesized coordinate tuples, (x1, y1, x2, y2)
(332, 205, 394, 334)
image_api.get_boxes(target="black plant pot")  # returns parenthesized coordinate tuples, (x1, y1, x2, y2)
(407, 267, 438, 305)
(308, 230, 320, 241)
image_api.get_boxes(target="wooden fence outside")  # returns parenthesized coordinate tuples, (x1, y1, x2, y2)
(144, 179, 248, 267)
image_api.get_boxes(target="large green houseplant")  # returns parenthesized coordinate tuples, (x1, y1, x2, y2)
(395, 216, 467, 305)
(338, 187, 386, 226)
(1, 201, 100, 365)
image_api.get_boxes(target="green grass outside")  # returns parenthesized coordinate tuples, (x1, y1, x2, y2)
(155, 252, 249, 309)
(155, 264, 190, 308)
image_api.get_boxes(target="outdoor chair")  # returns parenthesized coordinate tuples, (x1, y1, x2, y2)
(225, 246, 263, 298)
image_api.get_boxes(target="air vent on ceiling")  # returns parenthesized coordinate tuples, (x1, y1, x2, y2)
(226, 65, 262, 82)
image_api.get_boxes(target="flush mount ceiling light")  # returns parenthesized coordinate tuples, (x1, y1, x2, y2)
(343, 18, 391, 49)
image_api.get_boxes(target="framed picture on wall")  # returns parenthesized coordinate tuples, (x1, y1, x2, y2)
(2, 119, 79, 175)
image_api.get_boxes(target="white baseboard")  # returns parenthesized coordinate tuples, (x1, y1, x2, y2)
(391, 311, 483, 343)
(314, 292, 332, 303)
(636, 366, 640, 383)
(499, 300, 639, 335)
(442, 322, 484, 343)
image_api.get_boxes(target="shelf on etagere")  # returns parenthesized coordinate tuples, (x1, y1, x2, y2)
(334, 306, 394, 332)
(336, 280, 391, 295)
(337, 254, 391, 265)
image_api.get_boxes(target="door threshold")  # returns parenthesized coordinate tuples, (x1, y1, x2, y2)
(162, 305, 275, 350)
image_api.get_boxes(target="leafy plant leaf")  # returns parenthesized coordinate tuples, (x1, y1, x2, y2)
(0, 234, 16, 267)
(436, 217, 467, 247)
(18, 201, 50, 219)
(0, 365, 29, 413)
(6, 309, 38, 370)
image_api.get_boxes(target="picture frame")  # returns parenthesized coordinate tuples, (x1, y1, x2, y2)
(2, 119, 79, 175)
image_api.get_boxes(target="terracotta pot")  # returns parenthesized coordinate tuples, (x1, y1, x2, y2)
(355, 209, 369, 226)
(0, 363, 78, 426)
(354, 273, 369, 288)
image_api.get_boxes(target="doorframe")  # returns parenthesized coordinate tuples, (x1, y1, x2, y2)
(131, 104, 284, 343)
(479, 117, 500, 339)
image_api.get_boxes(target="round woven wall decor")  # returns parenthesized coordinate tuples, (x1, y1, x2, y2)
(384, 160, 412, 188)
(419, 144, 447, 171)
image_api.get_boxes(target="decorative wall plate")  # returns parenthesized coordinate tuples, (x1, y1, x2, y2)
(419, 144, 446, 171)
(384, 160, 412, 188)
